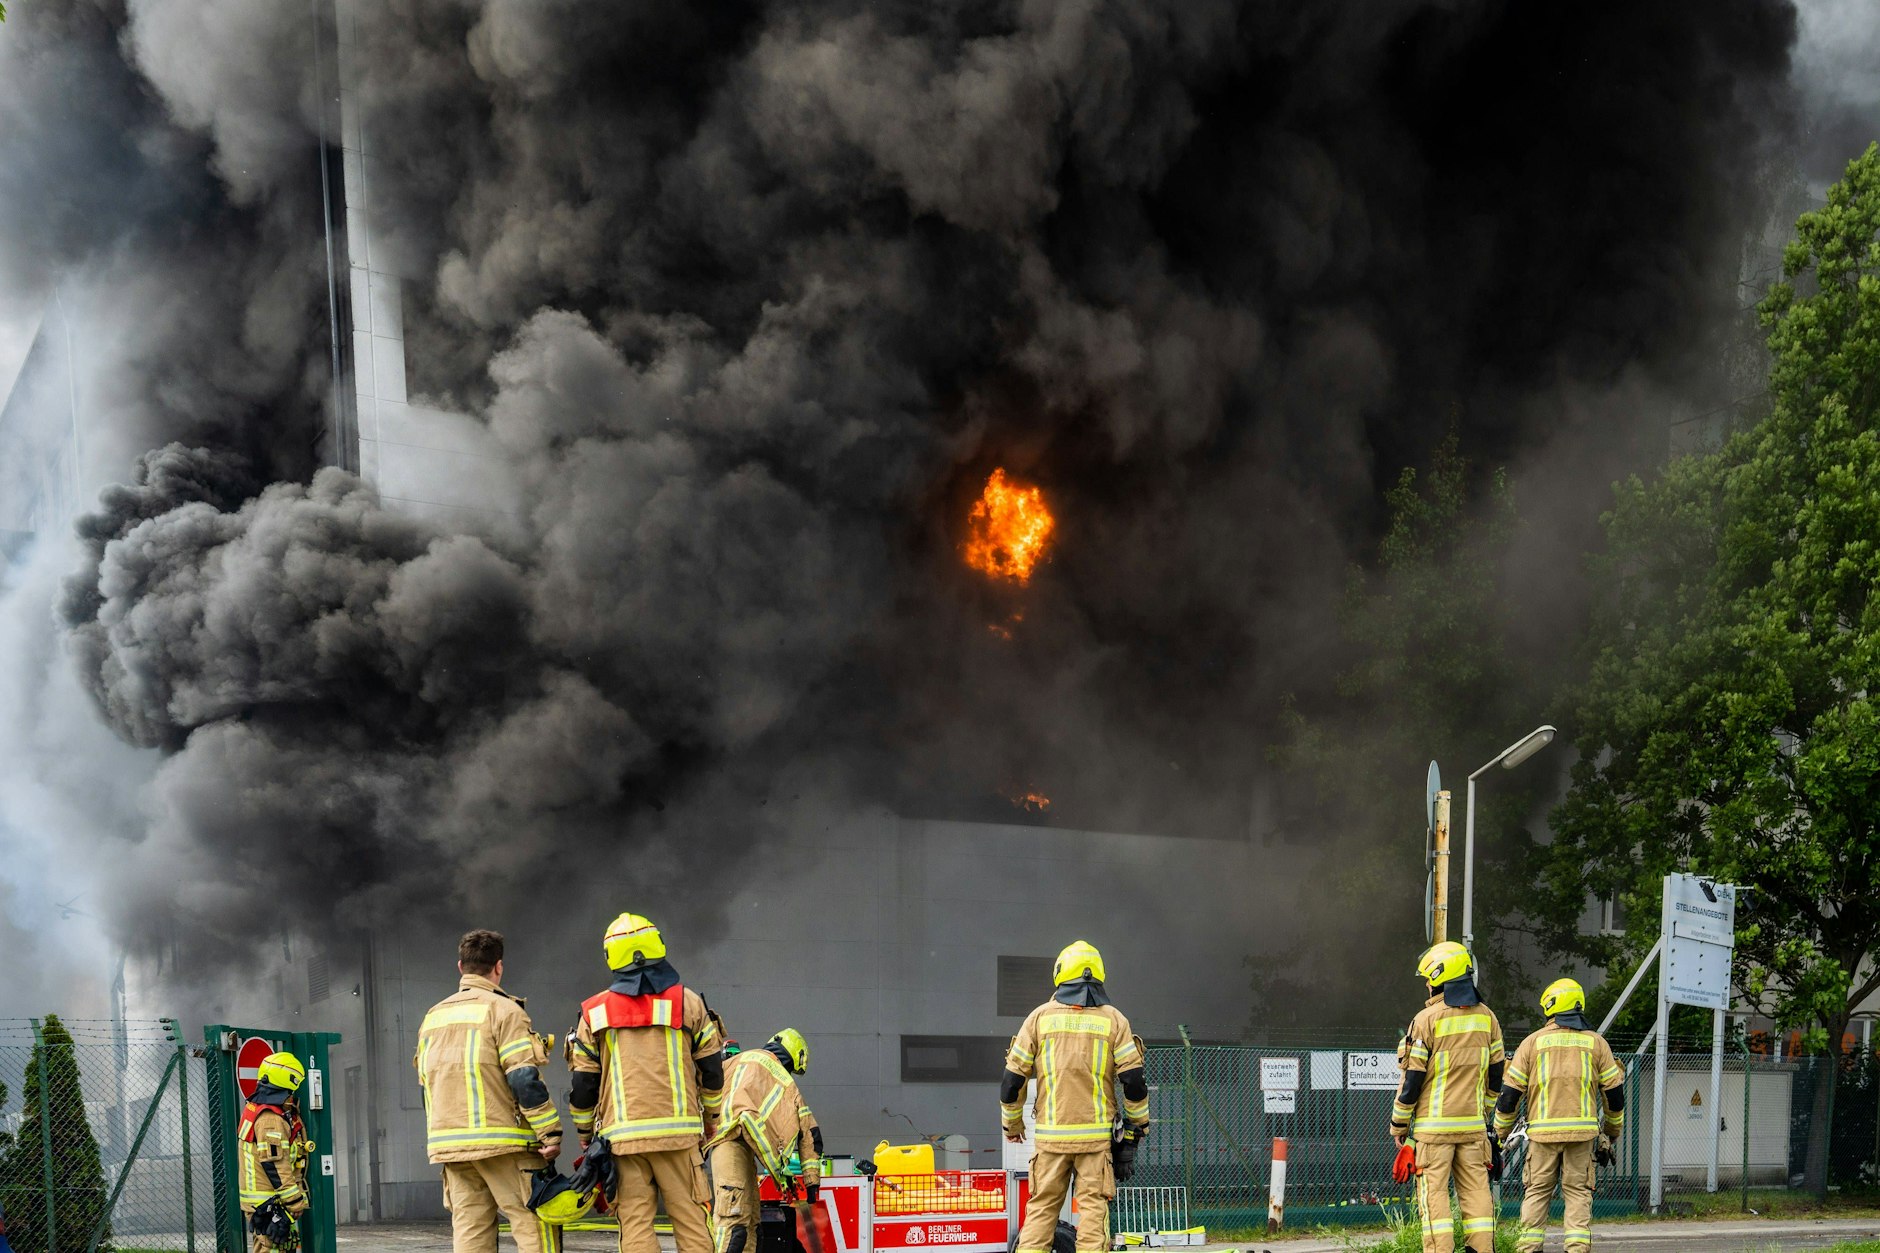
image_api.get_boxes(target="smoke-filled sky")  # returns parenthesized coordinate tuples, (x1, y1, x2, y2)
(1, 0, 1876, 1007)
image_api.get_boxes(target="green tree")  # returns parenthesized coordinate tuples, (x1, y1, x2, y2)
(0, 1016, 112, 1252)
(1536, 144, 1880, 1195)
(1267, 430, 1554, 1030)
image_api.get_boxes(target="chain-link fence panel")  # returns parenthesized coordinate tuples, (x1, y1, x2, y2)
(1132, 1041, 1843, 1232)
(0, 1017, 213, 1253)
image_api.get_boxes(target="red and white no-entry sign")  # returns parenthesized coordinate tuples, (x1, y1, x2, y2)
(236, 1036, 277, 1099)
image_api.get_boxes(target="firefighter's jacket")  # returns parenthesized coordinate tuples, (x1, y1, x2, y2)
(1002, 1001, 1147, 1153)
(568, 981, 724, 1154)
(1496, 1023, 1626, 1143)
(705, 1048, 822, 1187)
(1392, 994, 1506, 1143)
(238, 1100, 310, 1213)
(414, 973, 562, 1163)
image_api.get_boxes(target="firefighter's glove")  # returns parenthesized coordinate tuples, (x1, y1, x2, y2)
(1391, 1142, 1419, 1184)
(1595, 1136, 1616, 1169)
(1487, 1132, 1504, 1183)
(1112, 1125, 1145, 1184)
(805, 1183, 820, 1204)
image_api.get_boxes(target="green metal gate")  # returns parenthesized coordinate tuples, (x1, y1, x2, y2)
(202, 1026, 342, 1253)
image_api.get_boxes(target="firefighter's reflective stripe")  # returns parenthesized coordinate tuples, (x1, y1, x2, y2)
(1008, 1042, 1036, 1068)
(1042, 1015, 1110, 1036)
(426, 1126, 537, 1149)
(1034, 1121, 1112, 1143)
(1090, 1038, 1112, 1125)
(1435, 1014, 1493, 1039)
(1530, 1116, 1601, 1135)
(424, 1003, 491, 1032)
(498, 1036, 537, 1066)
(1123, 1093, 1149, 1123)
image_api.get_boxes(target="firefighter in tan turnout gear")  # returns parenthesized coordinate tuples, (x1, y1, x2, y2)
(568, 912, 726, 1253)
(238, 1052, 313, 1252)
(1002, 941, 1150, 1253)
(706, 1028, 822, 1253)
(1390, 942, 1505, 1253)
(1493, 979, 1626, 1253)
(415, 930, 565, 1253)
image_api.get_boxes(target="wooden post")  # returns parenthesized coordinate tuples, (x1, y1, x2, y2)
(1432, 791, 1452, 943)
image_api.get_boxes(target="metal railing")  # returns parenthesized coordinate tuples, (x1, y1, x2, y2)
(1134, 1040, 1836, 1229)
(0, 1017, 212, 1252)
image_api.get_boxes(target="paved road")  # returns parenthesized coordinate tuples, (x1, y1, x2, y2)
(331, 1218, 1880, 1253)
(1220, 1217, 1880, 1252)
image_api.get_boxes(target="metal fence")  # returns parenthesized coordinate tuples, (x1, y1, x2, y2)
(1135, 1042, 1843, 1230)
(0, 1017, 213, 1253)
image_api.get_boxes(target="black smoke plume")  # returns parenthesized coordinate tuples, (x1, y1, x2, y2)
(6, 0, 1813, 970)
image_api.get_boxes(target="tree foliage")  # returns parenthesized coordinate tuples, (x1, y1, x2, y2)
(1536, 144, 1880, 1190)
(1266, 429, 1553, 1027)
(0, 1016, 113, 1253)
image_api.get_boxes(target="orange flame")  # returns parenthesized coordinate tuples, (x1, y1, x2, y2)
(1007, 790, 1051, 813)
(964, 469, 1055, 583)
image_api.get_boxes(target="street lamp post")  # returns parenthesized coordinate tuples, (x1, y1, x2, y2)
(1462, 724, 1556, 949)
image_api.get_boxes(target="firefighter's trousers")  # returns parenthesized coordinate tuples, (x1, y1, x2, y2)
(614, 1147, 714, 1253)
(442, 1153, 561, 1253)
(1518, 1138, 1594, 1253)
(1017, 1148, 1114, 1253)
(708, 1139, 762, 1253)
(1413, 1138, 1494, 1253)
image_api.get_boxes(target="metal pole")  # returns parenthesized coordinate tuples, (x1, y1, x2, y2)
(1650, 879, 1672, 1212)
(181, 1043, 197, 1251)
(1707, 1009, 1725, 1191)
(1179, 1026, 1195, 1209)
(1462, 777, 1476, 949)
(1599, 938, 1666, 1036)
(1432, 791, 1452, 943)
(33, 1018, 56, 1253)
(1741, 1034, 1752, 1213)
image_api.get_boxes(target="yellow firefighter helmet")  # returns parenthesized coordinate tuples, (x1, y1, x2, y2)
(528, 1168, 597, 1225)
(770, 1027, 809, 1074)
(1416, 941, 1473, 988)
(1540, 977, 1587, 1017)
(1053, 940, 1106, 986)
(604, 913, 667, 970)
(258, 1052, 306, 1092)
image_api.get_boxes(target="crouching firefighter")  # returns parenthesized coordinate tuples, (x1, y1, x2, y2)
(706, 1028, 823, 1253)
(239, 1052, 314, 1253)
(415, 929, 565, 1253)
(568, 912, 725, 1253)
(1002, 941, 1150, 1253)
(1493, 979, 1626, 1253)
(1390, 942, 1505, 1253)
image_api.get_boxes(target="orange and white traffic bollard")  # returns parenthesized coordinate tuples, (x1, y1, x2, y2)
(1267, 1137, 1288, 1232)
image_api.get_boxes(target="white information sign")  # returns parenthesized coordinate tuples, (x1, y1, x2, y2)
(1260, 1057, 1300, 1091)
(1663, 875, 1736, 1012)
(1310, 1051, 1344, 1090)
(1667, 875, 1736, 947)
(1347, 1051, 1402, 1091)
(1264, 1089, 1296, 1115)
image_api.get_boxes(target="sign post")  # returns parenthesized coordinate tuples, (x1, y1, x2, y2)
(1650, 875, 1737, 1210)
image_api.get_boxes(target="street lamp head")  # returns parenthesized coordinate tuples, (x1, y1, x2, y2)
(1500, 724, 1556, 770)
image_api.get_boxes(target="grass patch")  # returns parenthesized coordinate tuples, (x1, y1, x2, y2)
(1605, 1186, 1880, 1224)
(1324, 1205, 1524, 1252)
